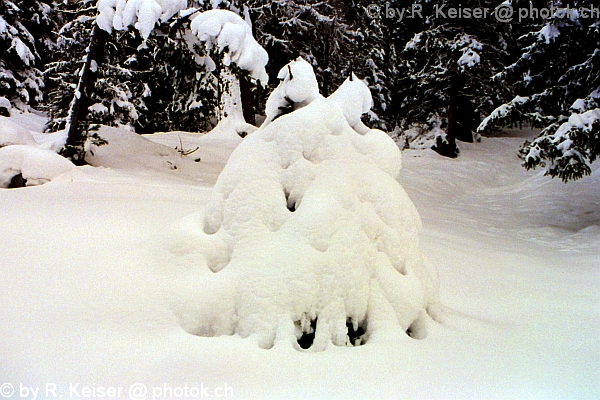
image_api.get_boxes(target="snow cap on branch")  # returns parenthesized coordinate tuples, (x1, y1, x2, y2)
(96, 0, 187, 39)
(190, 9, 269, 85)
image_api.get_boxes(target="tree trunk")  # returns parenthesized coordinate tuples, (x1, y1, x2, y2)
(240, 76, 255, 125)
(60, 23, 107, 165)
(456, 95, 474, 143)
(435, 79, 459, 158)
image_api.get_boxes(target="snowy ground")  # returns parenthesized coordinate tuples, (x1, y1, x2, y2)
(1, 114, 598, 399)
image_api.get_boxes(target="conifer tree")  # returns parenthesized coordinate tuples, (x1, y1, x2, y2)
(400, 0, 512, 157)
(45, 1, 218, 138)
(0, 0, 57, 111)
(479, 1, 600, 181)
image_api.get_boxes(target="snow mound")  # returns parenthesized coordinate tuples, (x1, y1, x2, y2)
(0, 117, 39, 147)
(191, 9, 269, 85)
(203, 114, 256, 140)
(170, 62, 440, 351)
(86, 126, 203, 174)
(0, 145, 75, 188)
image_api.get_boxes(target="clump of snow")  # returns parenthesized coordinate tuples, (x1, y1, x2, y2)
(191, 9, 269, 85)
(86, 126, 204, 175)
(169, 61, 440, 351)
(458, 48, 481, 68)
(328, 74, 373, 133)
(478, 95, 529, 132)
(0, 145, 75, 188)
(0, 97, 11, 115)
(262, 58, 321, 127)
(0, 116, 39, 147)
(96, 0, 187, 39)
(538, 24, 560, 44)
(554, 109, 600, 139)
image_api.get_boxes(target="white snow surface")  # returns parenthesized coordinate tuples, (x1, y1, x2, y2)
(0, 116, 38, 147)
(86, 126, 206, 181)
(1, 115, 599, 399)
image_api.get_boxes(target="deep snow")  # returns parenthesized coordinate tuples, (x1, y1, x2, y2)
(0, 114, 598, 399)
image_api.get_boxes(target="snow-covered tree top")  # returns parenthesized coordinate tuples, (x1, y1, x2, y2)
(263, 58, 373, 131)
(96, 2, 268, 84)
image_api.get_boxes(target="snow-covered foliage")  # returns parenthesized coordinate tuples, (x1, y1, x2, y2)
(0, 145, 75, 188)
(96, 0, 186, 39)
(263, 58, 372, 133)
(520, 109, 600, 181)
(399, 120, 447, 151)
(401, 8, 511, 155)
(45, 2, 218, 135)
(0, 0, 55, 110)
(479, 2, 600, 181)
(478, 95, 529, 132)
(190, 9, 268, 85)
(170, 60, 440, 350)
(0, 97, 11, 116)
(96, 2, 268, 85)
(328, 73, 373, 133)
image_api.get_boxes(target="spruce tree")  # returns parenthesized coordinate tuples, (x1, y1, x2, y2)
(400, 0, 512, 157)
(0, 0, 57, 111)
(479, 1, 600, 181)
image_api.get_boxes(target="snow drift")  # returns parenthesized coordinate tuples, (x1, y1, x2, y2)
(170, 60, 441, 351)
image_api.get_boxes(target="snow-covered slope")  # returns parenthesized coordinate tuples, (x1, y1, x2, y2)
(0, 115, 598, 398)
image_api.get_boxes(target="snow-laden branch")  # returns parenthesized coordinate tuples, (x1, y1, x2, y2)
(190, 9, 268, 85)
(96, 3, 268, 84)
(96, 0, 186, 39)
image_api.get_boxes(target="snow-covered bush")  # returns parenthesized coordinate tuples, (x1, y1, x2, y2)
(170, 60, 441, 351)
(0, 145, 75, 188)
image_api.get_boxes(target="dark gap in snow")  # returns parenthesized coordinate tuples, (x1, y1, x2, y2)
(296, 317, 317, 349)
(346, 318, 367, 346)
(8, 173, 26, 189)
(405, 316, 427, 340)
(284, 189, 296, 212)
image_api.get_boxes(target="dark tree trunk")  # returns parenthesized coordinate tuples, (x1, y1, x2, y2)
(240, 76, 255, 125)
(60, 24, 107, 165)
(435, 79, 459, 158)
(456, 95, 474, 143)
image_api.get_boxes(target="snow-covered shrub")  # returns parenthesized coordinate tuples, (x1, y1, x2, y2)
(0, 97, 11, 117)
(397, 117, 447, 151)
(0, 145, 75, 188)
(170, 60, 441, 351)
